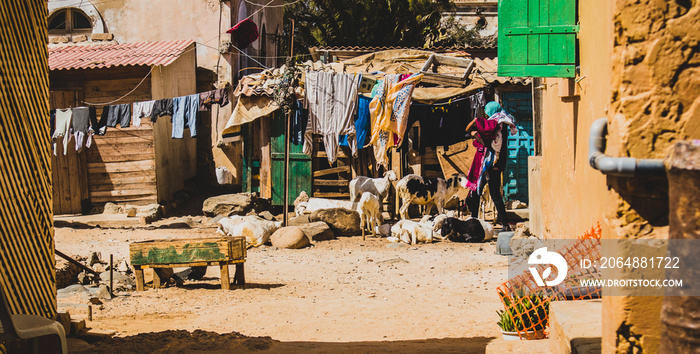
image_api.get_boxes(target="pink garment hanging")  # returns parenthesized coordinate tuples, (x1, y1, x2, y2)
(227, 18, 259, 49)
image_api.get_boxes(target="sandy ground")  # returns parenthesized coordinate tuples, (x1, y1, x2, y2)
(55, 224, 510, 352)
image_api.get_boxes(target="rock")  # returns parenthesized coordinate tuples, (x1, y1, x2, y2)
(386, 242, 408, 249)
(509, 224, 542, 259)
(126, 207, 137, 217)
(258, 211, 275, 221)
(99, 271, 135, 288)
(298, 222, 335, 241)
(103, 202, 119, 214)
(89, 252, 103, 266)
(507, 200, 528, 209)
(87, 285, 111, 300)
(288, 215, 310, 226)
(116, 259, 130, 273)
(57, 284, 91, 299)
(309, 208, 360, 236)
(92, 264, 106, 273)
(202, 193, 259, 216)
(270, 226, 311, 249)
(378, 224, 391, 237)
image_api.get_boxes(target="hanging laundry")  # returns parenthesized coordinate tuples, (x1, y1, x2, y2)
(290, 99, 307, 145)
(106, 103, 131, 128)
(200, 87, 230, 111)
(172, 96, 187, 139)
(198, 90, 215, 111)
(368, 73, 422, 167)
(150, 98, 173, 122)
(303, 71, 359, 163)
(50, 109, 56, 137)
(132, 100, 155, 127)
(92, 106, 108, 135)
(52, 108, 72, 156)
(469, 90, 485, 118)
(340, 94, 372, 149)
(186, 93, 199, 137)
(227, 18, 258, 50)
(71, 107, 92, 152)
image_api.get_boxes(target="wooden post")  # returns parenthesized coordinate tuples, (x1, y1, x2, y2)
(220, 262, 231, 290)
(660, 141, 700, 352)
(283, 110, 291, 226)
(153, 269, 161, 288)
(134, 266, 144, 292)
(234, 263, 245, 286)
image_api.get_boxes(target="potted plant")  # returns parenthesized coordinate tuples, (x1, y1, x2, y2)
(497, 292, 549, 340)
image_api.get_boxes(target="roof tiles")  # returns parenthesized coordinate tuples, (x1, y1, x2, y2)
(49, 39, 195, 71)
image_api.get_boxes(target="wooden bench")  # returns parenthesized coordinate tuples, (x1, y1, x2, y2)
(129, 237, 246, 290)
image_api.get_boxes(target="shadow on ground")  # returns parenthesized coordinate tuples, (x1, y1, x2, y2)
(70, 330, 495, 353)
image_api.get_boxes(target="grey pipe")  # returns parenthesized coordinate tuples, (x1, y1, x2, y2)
(589, 118, 666, 177)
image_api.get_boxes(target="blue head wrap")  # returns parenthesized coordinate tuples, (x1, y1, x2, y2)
(484, 101, 503, 117)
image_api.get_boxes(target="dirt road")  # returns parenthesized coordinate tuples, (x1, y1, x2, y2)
(55, 226, 509, 352)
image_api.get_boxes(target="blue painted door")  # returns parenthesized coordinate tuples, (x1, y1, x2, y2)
(502, 91, 534, 204)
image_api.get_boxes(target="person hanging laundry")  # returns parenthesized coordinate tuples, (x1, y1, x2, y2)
(52, 108, 72, 156)
(132, 100, 155, 127)
(463, 101, 518, 231)
(71, 107, 92, 152)
(150, 98, 173, 122)
(303, 71, 359, 163)
(368, 73, 422, 167)
(106, 103, 131, 128)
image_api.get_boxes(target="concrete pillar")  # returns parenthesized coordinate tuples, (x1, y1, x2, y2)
(660, 140, 700, 352)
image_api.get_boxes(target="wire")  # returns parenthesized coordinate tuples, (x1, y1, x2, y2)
(243, 0, 303, 8)
(82, 66, 154, 105)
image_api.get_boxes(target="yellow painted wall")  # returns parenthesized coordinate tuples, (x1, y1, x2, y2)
(539, 0, 700, 352)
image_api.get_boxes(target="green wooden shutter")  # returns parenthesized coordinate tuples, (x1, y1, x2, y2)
(498, 0, 579, 78)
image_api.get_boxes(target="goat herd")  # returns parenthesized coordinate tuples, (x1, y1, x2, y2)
(353, 171, 494, 244)
(217, 171, 496, 248)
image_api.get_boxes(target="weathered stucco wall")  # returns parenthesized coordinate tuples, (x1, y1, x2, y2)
(540, 0, 700, 352)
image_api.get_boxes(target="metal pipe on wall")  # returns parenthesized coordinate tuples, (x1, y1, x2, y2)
(588, 118, 666, 177)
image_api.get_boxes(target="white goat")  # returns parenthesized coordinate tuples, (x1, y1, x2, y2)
(357, 192, 383, 240)
(349, 170, 397, 202)
(419, 214, 449, 233)
(217, 215, 282, 248)
(389, 220, 435, 245)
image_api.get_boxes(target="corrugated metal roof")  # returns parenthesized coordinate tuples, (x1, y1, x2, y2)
(311, 44, 497, 52)
(473, 57, 531, 85)
(49, 40, 195, 70)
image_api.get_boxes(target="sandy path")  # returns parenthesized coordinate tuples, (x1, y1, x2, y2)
(55, 226, 509, 346)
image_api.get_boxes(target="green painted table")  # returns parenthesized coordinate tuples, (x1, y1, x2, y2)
(129, 237, 246, 290)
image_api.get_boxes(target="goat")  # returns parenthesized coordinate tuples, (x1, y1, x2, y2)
(349, 170, 397, 202)
(357, 192, 383, 240)
(389, 220, 435, 245)
(217, 215, 282, 248)
(419, 214, 449, 233)
(396, 174, 468, 220)
(440, 217, 494, 243)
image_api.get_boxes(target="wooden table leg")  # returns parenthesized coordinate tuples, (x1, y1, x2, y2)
(134, 266, 144, 292)
(153, 268, 161, 289)
(234, 263, 245, 286)
(220, 263, 231, 290)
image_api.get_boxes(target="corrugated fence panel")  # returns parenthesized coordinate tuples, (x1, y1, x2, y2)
(0, 0, 56, 319)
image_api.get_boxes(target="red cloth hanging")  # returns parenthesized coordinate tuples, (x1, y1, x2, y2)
(227, 18, 259, 50)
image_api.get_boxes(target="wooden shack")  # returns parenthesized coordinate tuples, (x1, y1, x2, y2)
(48, 40, 197, 214)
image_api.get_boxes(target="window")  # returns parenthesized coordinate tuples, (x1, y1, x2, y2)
(497, 0, 579, 78)
(48, 8, 93, 35)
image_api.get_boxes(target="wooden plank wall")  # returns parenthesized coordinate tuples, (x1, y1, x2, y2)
(0, 0, 57, 318)
(151, 44, 197, 203)
(49, 90, 90, 214)
(50, 66, 158, 205)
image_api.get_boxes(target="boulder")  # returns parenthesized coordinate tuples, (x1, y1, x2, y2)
(298, 222, 335, 241)
(309, 208, 360, 236)
(258, 211, 275, 221)
(270, 226, 310, 249)
(103, 202, 120, 214)
(288, 215, 310, 226)
(202, 193, 260, 216)
(99, 271, 135, 288)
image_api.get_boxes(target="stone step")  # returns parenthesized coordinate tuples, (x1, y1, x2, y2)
(549, 299, 602, 353)
(485, 338, 551, 353)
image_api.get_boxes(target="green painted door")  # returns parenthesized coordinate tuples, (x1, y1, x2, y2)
(270, 110, 312, 206)
(502, 91, 534, 204)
